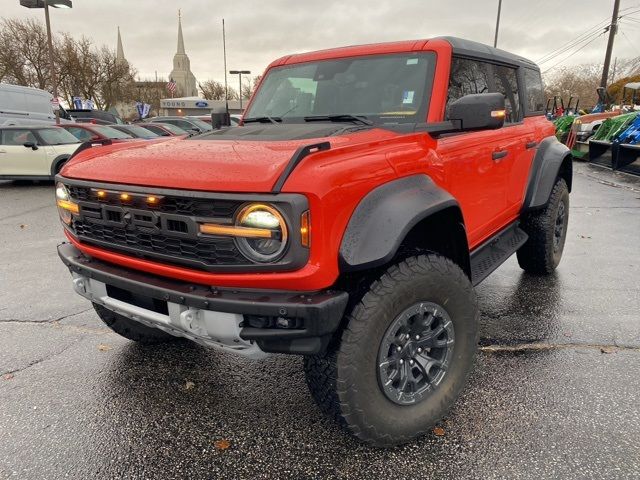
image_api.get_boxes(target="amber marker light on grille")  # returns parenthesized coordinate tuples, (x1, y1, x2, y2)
(300, 211, 310, 247)
(120, 193, 131, 201)
(199, 223, 274, 238)
(56, 199, 79, 214)
(96, 190, 107, 199)
(146, 196, 158, 204)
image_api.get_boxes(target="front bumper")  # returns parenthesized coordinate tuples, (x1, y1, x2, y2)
(58, 243, 348, 357)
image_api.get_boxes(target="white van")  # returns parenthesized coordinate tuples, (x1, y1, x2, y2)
(0, 83, 72, 126)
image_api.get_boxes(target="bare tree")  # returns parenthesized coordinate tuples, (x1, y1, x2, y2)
(0, 18, 52, 89)
(199, 80, 239, 100)
(241, 75, 262, 100)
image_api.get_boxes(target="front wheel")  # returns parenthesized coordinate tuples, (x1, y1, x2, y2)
(304, 254, 478, 447)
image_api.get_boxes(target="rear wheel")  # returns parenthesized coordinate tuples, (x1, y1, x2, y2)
(304, 254, 478, 447)
(93, 303, 179, 344)
(517, 178, 569, 274)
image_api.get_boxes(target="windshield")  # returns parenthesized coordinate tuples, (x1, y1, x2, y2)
(120, 125, 160, 138)
(245, 52, 435, 124)
(91, 125, 134, 139)
(38, 128, 81, 145)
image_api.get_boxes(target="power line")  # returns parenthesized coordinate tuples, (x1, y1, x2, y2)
(538, 27, 607, 64)
(537, 20, 609, 63)
(542, 31, 607, 74)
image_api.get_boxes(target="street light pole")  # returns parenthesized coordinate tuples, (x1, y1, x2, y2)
(20, 0, 73, 124)
(43, 0, 60, 124)
(229, 70, 251, 111)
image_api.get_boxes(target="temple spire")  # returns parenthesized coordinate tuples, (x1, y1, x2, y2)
(116, 26, 125, 64)
(177, 10, 185, 54)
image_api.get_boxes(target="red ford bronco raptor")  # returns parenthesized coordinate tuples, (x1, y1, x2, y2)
(56, 37, 571, 447)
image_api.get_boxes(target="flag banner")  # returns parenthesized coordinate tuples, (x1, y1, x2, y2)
(72, 96, 83, 109)
(83, 99, 95, 110)
(141, 103, 151, 119)
(136, 101, 144, 118)
(167, 79, 177, 93)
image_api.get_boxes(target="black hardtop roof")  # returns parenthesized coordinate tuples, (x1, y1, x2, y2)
(438, 36, 539, 71)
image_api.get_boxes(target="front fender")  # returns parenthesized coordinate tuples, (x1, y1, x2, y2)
(339, 174, 458, 271)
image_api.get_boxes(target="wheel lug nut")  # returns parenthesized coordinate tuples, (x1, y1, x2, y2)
(417, 347, 423, 353)
(396, 346, 402, 352)
(409, 359, 414, 365)
(399, 359, 404, 364)
(415, 335, 420, 340)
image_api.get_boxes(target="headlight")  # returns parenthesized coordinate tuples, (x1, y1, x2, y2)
(235, 203, 288, 262)
(55, 182, 78, 225)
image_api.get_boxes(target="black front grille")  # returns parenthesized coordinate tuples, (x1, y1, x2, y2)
(73, 219, 247, 268)
(66, 185, 250, 270)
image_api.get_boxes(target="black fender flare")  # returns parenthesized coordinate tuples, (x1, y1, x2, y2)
(522, 136, 572, 211)
(50, 154, 71, 176)
(339, 175, 460, 271)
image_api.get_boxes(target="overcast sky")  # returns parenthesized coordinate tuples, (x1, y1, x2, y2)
(3, 0, 640, 84)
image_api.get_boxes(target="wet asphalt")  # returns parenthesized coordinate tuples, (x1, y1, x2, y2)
(0, 162, 639, 480)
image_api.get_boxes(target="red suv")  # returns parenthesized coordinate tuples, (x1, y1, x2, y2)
(55, 37, 571, 446)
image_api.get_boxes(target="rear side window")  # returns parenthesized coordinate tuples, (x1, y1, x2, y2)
(66, 127, 95, 141)
(1, 129, 36, 145)
(447, 57, 522, 124)
(524, 68, 545, 113)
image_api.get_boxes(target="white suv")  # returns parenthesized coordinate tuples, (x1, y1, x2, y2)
(0, 126, 81, 180)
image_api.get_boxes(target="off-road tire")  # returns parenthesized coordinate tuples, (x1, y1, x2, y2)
(304, 254, 478, 447)
(517, 178, 569, 274)
(93, 303, 178, 344)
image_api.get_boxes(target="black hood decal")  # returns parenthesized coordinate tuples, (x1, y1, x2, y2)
(192, 123, 370, 141)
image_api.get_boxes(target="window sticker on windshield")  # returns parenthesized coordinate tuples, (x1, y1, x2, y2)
(402, 91, 415, 104)
(406, 58, 419, 65)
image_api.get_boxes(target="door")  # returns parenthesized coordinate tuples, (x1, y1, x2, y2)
(0, 129, 48, 176)
(440, 57, 525, 247)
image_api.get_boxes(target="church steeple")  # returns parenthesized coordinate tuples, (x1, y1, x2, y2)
(168, 10, 198, 97)
(116, 26, 126, 64)
(177, 10, 185, 55)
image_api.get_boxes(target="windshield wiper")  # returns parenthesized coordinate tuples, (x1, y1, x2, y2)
(303, 114, 373, 126)
(243, 116, 282, 125)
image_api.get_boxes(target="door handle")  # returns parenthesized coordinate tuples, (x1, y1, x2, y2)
(492, 150, 508, 161)
(525, 141, 538, 149)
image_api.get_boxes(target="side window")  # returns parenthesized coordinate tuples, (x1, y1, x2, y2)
(524, 68, 545, 113)
(447, 57, 522, 124)
(447, 57, 491, 111)
(67, 127, 93, 141)
(493, 65, 521, 123)
(176, 120, 193, 129)
(2, 129, 37, 145)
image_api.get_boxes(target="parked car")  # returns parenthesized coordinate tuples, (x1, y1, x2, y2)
(0, 125, 80, 179)
(148, 116, 213, 133)
(67, 109, 124, 125)
(192, 114, 241, 126)
(109, 124, 161, 139)
(0, 84, 73, 126)
(136, 122, 189, 136)
(56, 36, 571, 447)
(59, 124, 135, 143)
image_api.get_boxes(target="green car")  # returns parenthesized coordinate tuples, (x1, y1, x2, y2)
(588, 112, 639, 161)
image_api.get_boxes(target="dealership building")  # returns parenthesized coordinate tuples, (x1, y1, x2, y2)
(159, 97, 244, 116)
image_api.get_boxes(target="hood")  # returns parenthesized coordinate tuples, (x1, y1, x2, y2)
(61, 124, 399, 192)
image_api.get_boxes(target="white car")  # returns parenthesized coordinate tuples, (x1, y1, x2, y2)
(0, 126, 81, 180)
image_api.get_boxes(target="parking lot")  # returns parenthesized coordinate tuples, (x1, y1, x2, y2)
(1, 161, 639, 479)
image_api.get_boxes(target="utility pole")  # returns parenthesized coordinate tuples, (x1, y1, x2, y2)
(600, 0, 621, 88)
(493, 0, 502, 48)
(43, 0, 60, 124)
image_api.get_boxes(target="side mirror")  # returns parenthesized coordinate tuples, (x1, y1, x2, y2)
(190, 127, 202, 133)
(449, 93, 506, 131)
(23, 141, 38, 150)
